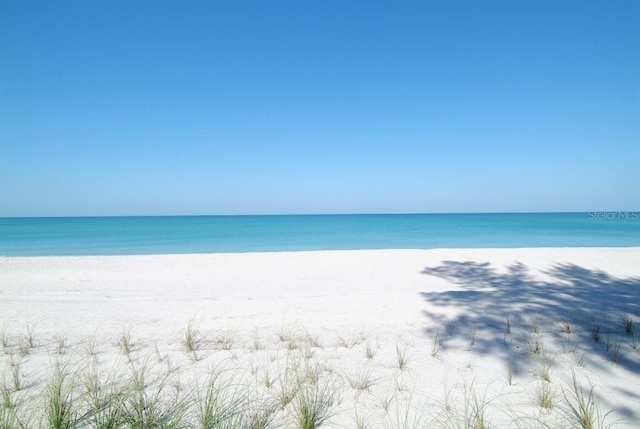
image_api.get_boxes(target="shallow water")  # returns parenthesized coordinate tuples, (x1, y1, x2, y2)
(1, 212, 639, 256)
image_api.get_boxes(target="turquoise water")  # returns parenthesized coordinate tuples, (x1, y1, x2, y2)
(1, 213, 639, 256)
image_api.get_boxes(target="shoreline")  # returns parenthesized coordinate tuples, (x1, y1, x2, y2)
(3, 244, 640, 257)
(1, 247, 639, 427)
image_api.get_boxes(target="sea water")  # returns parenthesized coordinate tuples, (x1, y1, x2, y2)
(1, 213, 639, 256)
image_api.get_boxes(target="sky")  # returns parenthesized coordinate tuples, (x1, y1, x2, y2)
(1, 0, 639, 217)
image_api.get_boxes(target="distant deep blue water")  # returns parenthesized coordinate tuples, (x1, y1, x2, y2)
(1, 213, 639, 256)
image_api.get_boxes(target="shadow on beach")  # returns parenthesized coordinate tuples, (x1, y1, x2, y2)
(420, 260, 640, 405)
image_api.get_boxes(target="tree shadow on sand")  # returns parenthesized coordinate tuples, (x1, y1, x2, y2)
(421, 260, 640, 371)
(421, 260, 640, 421)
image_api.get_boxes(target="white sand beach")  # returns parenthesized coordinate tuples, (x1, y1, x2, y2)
(1, 248, 639, 428)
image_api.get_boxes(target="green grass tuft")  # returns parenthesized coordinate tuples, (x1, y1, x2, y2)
(561, 372, 614, 429)
(346, 367, 376, 393)
(395, 343, 410, 371)
(292, 379, 338, 429)
(46, 366, 77, 429)
(431, 332, 440, 358)
(195, 372, 245, 429)
(183, 319, 201, 360)
(537, 382, 554, 410)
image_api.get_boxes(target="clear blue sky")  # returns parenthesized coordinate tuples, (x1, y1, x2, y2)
(1, 0, 639, 216)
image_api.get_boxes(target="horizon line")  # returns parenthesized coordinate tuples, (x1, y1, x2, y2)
(3, 210, 639, 220)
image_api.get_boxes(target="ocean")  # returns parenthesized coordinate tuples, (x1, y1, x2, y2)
(1, 212, 639, 256)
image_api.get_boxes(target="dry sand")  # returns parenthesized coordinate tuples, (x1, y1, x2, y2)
(1, 248, 639, 427)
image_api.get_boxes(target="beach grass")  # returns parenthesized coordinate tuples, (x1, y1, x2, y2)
(45, 365, 76, 429)
(292, 378, 338, 429)
(53, 334, 67, 355)
(183, 319, 201, 358)
(395, 343, 410, 371)
(562, 372, 614, 429)
(537, 382, 554, 410)
(118, 328, 134, 357)
(622, 314, 634, 336)
(431, 332, 440, 358)
(10, 364, 22, 393)
(195, 371, 244, 428)
(364, 342, 376, 359)
(537, 359, 553, 383)
(24, 323, 35, 350)
(0, 313, 635, 429)
(1, 328, 9, 351)
(590, 324, 601, 343)
(346, 366, 376, 393)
